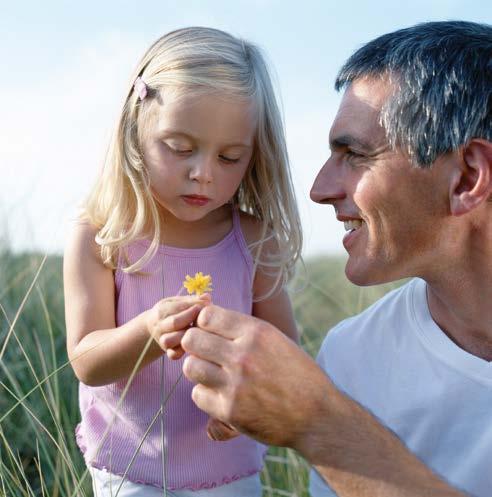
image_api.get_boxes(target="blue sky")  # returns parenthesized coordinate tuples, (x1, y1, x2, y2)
(2, 0, 490, 256)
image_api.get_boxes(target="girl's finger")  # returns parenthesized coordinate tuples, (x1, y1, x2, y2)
(159, 304, 203, 333)
(158, 294, 211, 308)
(167, 346, 185, 360)
(159, 331, 185, 350)
(156, 298, 204, 318)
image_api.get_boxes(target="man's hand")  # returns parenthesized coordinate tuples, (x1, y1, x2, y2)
(181, 304, 327, 448)
(182, 304, 466, 497)
(206, 418, 240, 441)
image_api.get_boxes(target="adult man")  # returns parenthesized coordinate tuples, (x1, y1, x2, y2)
(181, 21, 492, 497)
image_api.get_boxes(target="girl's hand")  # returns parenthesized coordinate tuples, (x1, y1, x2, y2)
(146, 294, 211, 359)
(206, 418, 240, 442)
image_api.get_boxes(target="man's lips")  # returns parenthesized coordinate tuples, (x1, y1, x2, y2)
(181, 195, 211, 206)
(342, 226, 363, 251)
(336, 214, 364, 228)
(336, 215, 365, 250)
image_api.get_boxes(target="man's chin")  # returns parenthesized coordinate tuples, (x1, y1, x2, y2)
(344, 261, 390, 287)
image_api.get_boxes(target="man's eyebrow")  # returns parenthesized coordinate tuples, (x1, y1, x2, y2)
(330, 134, 374, 152)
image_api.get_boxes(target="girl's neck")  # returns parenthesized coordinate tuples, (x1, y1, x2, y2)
(156, 204, 233, 249)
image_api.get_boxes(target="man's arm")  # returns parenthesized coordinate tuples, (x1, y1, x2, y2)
(181, 305, 467, 497)
(304, 373, 466, 497)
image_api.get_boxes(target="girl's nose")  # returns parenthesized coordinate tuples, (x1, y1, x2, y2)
(310, 157, 346, 205)
(189, 157, 213, 184)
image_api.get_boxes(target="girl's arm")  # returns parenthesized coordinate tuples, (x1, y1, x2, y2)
(252, 269, 299, 343)
(64, 222, 206, 386)
(241, 214, 299, 343)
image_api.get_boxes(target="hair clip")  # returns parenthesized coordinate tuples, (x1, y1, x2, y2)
(134, 77, 148, 100)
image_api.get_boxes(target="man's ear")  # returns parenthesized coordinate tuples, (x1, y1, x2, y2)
(449, 139, 492, 216)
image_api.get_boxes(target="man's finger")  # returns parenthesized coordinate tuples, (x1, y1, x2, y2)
(182, 354, 225, 388)
(181, 327, 233, 365)
(207, 418, 240, 441)
(190, 383, 223, 420)
(196, 305, 255, 340)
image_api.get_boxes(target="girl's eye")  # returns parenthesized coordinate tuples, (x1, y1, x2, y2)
(173, 148, 192, 155)
(219, 155, 240, 164)
(165, 143, 192, 155)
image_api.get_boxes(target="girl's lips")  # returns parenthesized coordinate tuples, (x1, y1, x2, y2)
(181, 195, 210, 206)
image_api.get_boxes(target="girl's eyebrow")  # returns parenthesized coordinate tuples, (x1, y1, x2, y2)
(157, 129, 194, 140)
(221, 142, 253, 149)
(158, 129, 253, 148)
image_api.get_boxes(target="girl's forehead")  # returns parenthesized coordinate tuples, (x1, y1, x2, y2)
(147, 90, 258, 145)
(155, 88, 256, 115)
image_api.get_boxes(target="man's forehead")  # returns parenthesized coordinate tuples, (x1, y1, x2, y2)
(346, 77, 392, 108)
(329, 78, 392, 146)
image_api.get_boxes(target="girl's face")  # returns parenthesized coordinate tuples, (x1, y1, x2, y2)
(142, 91, 256, 226)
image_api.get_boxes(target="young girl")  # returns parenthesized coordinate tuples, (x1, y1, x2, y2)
(64, 27, 302, 497)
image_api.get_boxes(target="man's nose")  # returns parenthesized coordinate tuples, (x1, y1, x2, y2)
(310, 157, 345, 204)
(189, 156, 213, 183)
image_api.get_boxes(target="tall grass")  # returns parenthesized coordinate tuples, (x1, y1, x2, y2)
(0, 249, 401, 496)
(0, 249, 91, 496)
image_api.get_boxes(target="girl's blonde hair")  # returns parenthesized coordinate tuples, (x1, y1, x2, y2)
(83, 27, 302, 297)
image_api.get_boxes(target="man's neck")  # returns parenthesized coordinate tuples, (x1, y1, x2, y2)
(425, 263, 492, 362)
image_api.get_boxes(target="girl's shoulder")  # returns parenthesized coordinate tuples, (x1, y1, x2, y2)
(237, 211, 263, 247)
(64, 220, 105, 268)
(237, 211, 280, 267)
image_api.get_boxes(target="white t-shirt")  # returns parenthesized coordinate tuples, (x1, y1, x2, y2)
(310, 278, 492, 497)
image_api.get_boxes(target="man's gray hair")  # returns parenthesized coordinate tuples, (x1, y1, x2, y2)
(335, 21, 492, 167)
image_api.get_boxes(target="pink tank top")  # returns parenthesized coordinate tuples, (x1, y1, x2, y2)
(76, 209, 266, 490)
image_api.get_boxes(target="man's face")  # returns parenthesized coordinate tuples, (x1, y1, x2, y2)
(310, 78, 450, 285)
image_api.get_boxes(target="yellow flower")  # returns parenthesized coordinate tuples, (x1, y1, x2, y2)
(183, 272, 213, 296)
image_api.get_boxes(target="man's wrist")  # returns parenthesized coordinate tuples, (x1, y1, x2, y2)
(289, 367, 337, 463)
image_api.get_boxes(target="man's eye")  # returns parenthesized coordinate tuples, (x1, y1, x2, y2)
(219, 155, 240, 164)
(346, 150, 362, 159)
(345, 150, 367, 165)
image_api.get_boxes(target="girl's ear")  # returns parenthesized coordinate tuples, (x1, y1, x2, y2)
(449, 139, 492, 216)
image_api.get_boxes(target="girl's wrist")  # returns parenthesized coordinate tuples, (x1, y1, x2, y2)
(135, 307, 156, 343)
